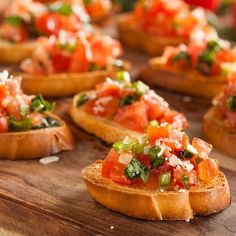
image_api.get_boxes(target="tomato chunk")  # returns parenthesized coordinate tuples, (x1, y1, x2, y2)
(147, 125, 169, 144)
(192, 138, 212, 158)
(198, 159, 219, 181)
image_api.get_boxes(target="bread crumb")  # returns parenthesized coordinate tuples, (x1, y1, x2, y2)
(110, 226, 114, 230)
(39, 156, 60, 165)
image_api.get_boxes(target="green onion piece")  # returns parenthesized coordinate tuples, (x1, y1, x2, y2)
(207, 40, 221, 51)
(19, 104, 30, 117)
(149, 120, 159, 126)
(132, 143, 144, 156)
(148, 146, 164, 168)
(181, 175, 190, 189)
(49, 2, 73, 16)
(160, 172, 171, 187)
(89, 63, 101, 71)
(58, 42, 77, 52)
(119, 95, 136, 107)
(76, 94, 90, 107)
(30, 95, 54, 113)
(124, 158, 150, 183)
(5, 15, 24, 27)
(179, 144, 198, 159)
(113, 141, 131, 153)
(226, 96, 236, 111)
(133, 81, 149, 97)
(9, 116, 32, 132)
(116, 71, 131, 83)
(170, 51, 190, 65)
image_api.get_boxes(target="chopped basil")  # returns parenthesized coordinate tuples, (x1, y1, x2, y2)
(9, 116, 32, 132)
(226, 96, 236, 111)
(170, 51, 190, 65)
(132, 143, 144, 156)
(116, 71, 131, 83)
(207, 40, 221, 51)
(49, 2, 72, 16)
(148, 146, 164, 168)
(113, 141, 131, 153)
(58, 42, 77, 52)
(89, 63, 101, 71)
(32, 116, 60, 129)
(182, 175, 189, 189)
(124, 158, 150, 183)
(119, 95, 136, 107)
(133, 81, 149, 97)
(19, 104, 30, 117)
(5, 15, 24, 27)
(76, 94, 90, 107)
(160, 172, 171, 187)
(179, 144, 198, 159)
(30, 95, 54, 113)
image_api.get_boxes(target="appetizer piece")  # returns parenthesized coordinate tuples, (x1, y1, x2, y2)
(204, 73, 236, 157)
(82, 125, 230, 220)
(69, 71, 187, 143)
(83, 0, 112, 22)
(19, 30, 124, 96)
(141, 39, 236, 98)
(0, 71, 74, 160)
(0, 0, 90, 64)
(117, 0, 217, 55)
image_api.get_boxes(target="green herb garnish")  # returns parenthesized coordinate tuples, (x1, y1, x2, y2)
(124, 158, 150, 183)
(119, 95, 136, 107)
(116, 71, 131, 83)
(171, 51, 190, 65)
(58, 42, 77, 52)
(148, 146, 164, 168)
(76, 94, 90, 107)
(5, 15, 24, 27)
(226, 96, 236, 111)
(133, 81, 149, 97)
(160, 172, 171, 187)
(9, 116, 32, 132)
(49, 2, 73, 16)
(182, 175, 189, 189)
(89, 63, 101, 71)
(30, 95, 54, 113)
(113, 141, 131, 153)
(132, 143, 144, 156)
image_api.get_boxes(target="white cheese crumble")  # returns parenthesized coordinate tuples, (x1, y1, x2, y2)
(39, 156, 60, 165)
(118, 153, 133, 165)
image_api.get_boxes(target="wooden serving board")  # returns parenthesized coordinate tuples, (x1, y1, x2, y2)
(0, 49, 235, 236)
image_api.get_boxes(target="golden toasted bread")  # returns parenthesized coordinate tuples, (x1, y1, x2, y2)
(82, 162, 231, 221)
(69, 92, 141, 143)
(204, 108, 236, 157)
(141, 58, 225, 98)
(0, 115, 74, 160)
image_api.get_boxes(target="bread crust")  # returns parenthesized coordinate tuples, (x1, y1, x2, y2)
(117, 14, 188, 56)
(0, 40, 34, 64)
(141, 58, 225, 98)
(18, 63, 130, 97)
(82, 162, 231, 221)
(69, 92, 142, 143)
(0, 114, 74, 160)
(203, 108, 236, 157)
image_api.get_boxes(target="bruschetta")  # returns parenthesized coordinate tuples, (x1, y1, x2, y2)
(117, 0, 217, 55)
(141, 39, 236, 98)
(82, 124, 230, 220)
(0, 0, 90, 64)
(69, 71, 187, 143)
(18, 30, 125, 97)
(204, 73, 236, 157)
(0, 70, 74, 160)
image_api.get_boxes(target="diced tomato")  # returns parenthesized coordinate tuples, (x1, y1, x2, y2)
(167, 132, 189, 152)
(173, 168, 197, 188)
(51, 51, 71, 72)
(137, 155, 152, 170)
(0, 84, 7, 101)
(162, 110, 187, 130)
(106, 149, 119, 162)
(184, 0, 220, 11)
(192, 138, 212, 158)
(226, 111, 236, 128)
(114, 101, 148, 133)
(187, 43, 204, 67)
(36, 13, 63, 36)
(198, 158, 219, 181)
(141, 91, 167, 120)
(147, 125, 169, 144)
(0, 116, 8, 133)
(96, 83, 121, 98)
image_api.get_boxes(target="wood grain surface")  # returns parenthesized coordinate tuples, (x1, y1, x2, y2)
(0, 39, 235, 236)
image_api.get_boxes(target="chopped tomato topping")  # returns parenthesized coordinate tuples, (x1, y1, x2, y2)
(0, 117, 8, 133)
(192, 137, 213, 158)
(0, 84, 7, 101)
(147, 125, 169, 144)
(198, 159, 219, 181)
(96, 83, 121, 98)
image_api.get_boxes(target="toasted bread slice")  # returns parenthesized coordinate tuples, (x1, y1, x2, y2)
(82, 162, 230, 221)
(204, 108, 236, 157)
(117, 14, 188, 56)
(0, 115, 74, 160)
(0, 40, 34, 64)
(141, 58, 225, 98)
(69, 92, 141, 143)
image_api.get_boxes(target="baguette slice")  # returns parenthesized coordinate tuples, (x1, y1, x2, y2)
(18, 63, 130, 97)
(69, 92, 141, 143)
(0, 115, 74, 160)
(117, 14, 188, 56)
(141, 58, 225, 98)
(204, 108, 236, 157)
(0, 40, 34, 64)
(82, 161, 231, 221)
